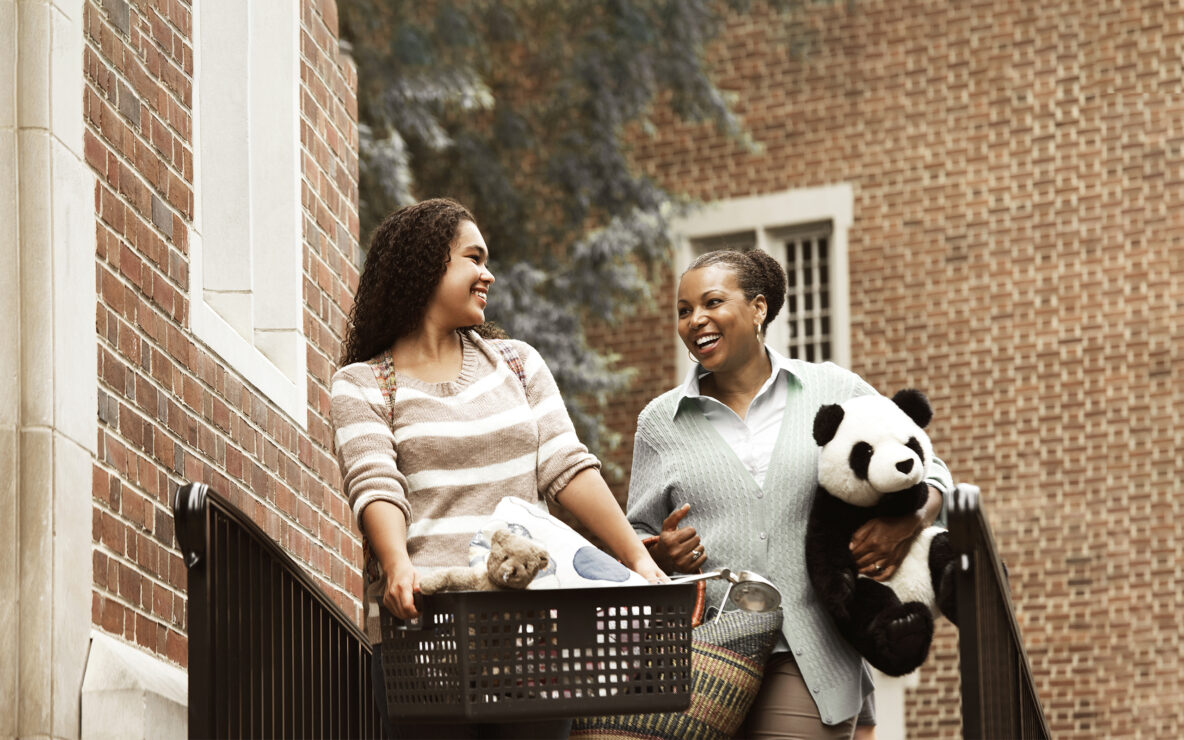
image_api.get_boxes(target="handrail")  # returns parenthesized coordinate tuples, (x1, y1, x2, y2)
(174, 482, 381, 739)
(948, 483, 1051, 740)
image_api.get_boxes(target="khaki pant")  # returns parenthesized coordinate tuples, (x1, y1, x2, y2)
(738, 654, 858, 740)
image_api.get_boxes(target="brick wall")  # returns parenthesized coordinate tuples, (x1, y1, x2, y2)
(84, 0, 361, 668)
(585, 261, 679, 502)
(615, 0, 1184, 736)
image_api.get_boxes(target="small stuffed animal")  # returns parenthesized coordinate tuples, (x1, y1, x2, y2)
(805, 389, 958, 677)
(419, 528, 550, 594)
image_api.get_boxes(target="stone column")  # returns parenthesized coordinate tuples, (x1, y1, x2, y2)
(0, 0, 97, 737)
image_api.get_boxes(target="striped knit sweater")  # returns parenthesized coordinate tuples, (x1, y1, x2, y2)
(626, 359, 954, 726)
(330, 331, 599, 642)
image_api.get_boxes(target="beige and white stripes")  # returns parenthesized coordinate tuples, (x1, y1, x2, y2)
(330, 331, 598, 642)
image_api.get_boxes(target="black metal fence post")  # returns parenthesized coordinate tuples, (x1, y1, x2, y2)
(949, 483, 1051, 740)
(174, 482, 382, 739)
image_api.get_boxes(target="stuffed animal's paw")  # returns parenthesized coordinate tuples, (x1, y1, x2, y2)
(822, 569, 857, 620)
(869, 602, 934, 676)
(419, 566, 482, 594)
(927, 530, 959, 625)
(936, 559, 959, 625)
(418, 572, 445, 595)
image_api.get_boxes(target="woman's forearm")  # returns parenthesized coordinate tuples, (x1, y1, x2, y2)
(360, 499, 412, 571)
(556, 468, 661, 575)
(360, 499, 421, 618)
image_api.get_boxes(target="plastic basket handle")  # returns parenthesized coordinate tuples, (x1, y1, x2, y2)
(642, 536, 707, 627)
(388, 592, 429, 632)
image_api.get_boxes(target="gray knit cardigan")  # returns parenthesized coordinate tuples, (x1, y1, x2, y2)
(626, 359, 954, 726)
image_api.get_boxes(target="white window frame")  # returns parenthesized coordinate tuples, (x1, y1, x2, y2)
(190, 0, 306, 426)
(672, 184, 854, 380)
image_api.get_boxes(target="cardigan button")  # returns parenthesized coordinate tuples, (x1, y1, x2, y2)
(759, 532, 767, 540)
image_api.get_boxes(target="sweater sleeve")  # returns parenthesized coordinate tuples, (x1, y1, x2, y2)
(511, 341, 600, 502)
(330, 363, 412, 532)
(625, 409, 671, 539)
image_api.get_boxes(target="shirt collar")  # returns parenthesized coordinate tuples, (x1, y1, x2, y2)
(673, 345, 801, 419)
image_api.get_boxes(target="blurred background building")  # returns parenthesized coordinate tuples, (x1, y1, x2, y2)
(593, 3, 1184, 737)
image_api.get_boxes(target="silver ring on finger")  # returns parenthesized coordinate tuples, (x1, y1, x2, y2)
(692, 548, 703, 559)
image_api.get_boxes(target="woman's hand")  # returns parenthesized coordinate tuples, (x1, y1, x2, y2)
(652, 504, 708, 574)
(556, 468, 693, 581)
(626, 552, 670, 584)
(361, 500, 420, 618)
(382, 558, 421, 620)
(850, 513, 922, 581)
(851, 485, 942, 581)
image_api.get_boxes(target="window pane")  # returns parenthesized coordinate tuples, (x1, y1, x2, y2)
(779, 224, 833, 363)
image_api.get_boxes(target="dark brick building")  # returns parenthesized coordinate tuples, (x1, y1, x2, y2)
(591, 1, 1184, 737)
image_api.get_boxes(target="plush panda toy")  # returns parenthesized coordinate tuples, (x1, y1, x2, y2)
(805, 389, 958, 677)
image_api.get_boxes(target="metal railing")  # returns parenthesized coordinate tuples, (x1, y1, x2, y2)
(948, 483, 1051, 740)
(174, 482, 381, 739)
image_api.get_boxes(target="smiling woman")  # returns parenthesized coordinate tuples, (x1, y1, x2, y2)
(419, 221, 493, 346)
(628, 247, 955, 737)
(329, 198, 666, 738)
(676, 250, 784, 417)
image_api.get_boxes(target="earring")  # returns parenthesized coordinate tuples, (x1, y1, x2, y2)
(687, 349, 698, 364)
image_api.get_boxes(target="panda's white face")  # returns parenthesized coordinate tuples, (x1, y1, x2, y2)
(817, 394, 933, 507)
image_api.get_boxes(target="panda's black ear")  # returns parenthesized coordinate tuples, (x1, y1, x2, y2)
(892, 389, 932, 428)
(813, 404, 845, 445)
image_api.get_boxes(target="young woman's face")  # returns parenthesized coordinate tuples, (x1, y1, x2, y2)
(427, 220, 494, 330)
(677, 264, 766, 375)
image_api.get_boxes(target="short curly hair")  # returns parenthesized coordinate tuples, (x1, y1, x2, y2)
(683, 248, 787, 332)
(340, 198, 490, 365)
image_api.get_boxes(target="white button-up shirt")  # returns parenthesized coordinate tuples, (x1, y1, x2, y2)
(677, 345, 796, 488)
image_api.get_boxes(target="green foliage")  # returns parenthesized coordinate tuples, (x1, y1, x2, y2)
(339, 0, 796, 459)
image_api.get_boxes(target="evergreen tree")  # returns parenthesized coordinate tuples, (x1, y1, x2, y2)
(339, 0, 795, 458)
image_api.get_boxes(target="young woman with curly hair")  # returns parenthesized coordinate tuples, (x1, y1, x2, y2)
(330, 198, 664, 738)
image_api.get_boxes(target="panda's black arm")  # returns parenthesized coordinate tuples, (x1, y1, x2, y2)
(869, 482, 930, 518)
(806, 491, 869, 616)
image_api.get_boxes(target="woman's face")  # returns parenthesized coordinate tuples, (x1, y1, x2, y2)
(426, 220, 495, 330)
(677, 264, 766, 374)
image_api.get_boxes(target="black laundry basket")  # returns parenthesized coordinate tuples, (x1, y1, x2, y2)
(379, 583, 695, 721)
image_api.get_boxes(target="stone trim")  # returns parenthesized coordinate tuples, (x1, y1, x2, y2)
(81, 632, 188, 740)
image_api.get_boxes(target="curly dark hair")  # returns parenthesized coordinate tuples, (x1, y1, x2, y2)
(340, 198, 501, 366)
(684, 248, 787, 332)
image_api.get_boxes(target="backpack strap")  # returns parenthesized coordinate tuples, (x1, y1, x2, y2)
(365, 349, 399, 426)
(490, 338, 528, 391)
(358, 349, 397, 588)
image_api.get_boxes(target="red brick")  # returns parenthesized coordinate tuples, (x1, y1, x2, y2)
(615, 2, 1184, 736)
(135, 612, 157, 651)
(87, 0, 363, 670)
